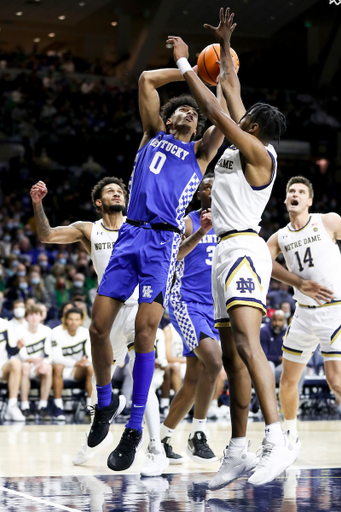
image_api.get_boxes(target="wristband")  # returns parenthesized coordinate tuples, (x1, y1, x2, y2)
(176, 57, 192, 75)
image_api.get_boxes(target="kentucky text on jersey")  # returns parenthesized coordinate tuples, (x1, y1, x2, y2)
(284, 234, 321, 252)
(149, 138, 190, 160)
(199, 234, 217, 244)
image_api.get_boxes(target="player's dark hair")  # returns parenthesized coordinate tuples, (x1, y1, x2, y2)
(91, 177, 127, 211)
(242, 103, 286, 143)
(160, 94, 206, 140)
(64, 307, 84, 320)
(286, 176, 314, 200)
(199, 172, 214, 190)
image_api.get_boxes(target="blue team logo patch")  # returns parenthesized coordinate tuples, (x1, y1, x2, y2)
(236, 277, 255, 294)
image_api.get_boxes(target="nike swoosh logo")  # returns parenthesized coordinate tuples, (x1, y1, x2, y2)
(160, 241, 168, 245)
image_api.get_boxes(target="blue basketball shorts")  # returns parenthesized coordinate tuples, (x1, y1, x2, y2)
(169, 299, 219, 357)
(98, 223, 181, 307)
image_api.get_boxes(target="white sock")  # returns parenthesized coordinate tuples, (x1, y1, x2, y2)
(8, 398, 18, 408)
(21, 400, 29, 410)
(228, 437, 247, 454)
(211, 399, 218, 408)
(160, 423, 175, 442)
(190, 417, 207, 437)
(160, 398, 169, 408)
(284, 418, 297, 436)
(86, 397, 92, 407)
(38, 400, 48, 409)
(144, 389, 162, 450)
(54, 398, 63, 409)
(265, 421, 285, 446)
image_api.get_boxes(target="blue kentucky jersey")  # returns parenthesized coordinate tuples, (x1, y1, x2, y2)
(127, 132, 202, 233)
(170, 210, 217, 304)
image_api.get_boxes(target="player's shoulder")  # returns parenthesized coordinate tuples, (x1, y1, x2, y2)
(77, 326, 89, 336)
(40, 324, 52, 334)
(0, 317, 9, 329)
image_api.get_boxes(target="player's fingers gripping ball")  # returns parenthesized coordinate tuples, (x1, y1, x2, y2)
(197, 43, 239, 86)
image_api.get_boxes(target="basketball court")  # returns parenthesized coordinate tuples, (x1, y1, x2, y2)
(1, 417, 340, 511)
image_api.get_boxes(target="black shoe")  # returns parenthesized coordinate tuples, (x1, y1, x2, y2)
(107, 427, 144, 471)
(38, 407, 52, 421)
(87, 393, 126, 448)
(161, 437, 184, 464)
(22, 408, 35, 421)
(186, 431, 218, 463)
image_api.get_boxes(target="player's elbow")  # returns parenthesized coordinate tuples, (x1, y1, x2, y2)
(138, 71, 152, 89)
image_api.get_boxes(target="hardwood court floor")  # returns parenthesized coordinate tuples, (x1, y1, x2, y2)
(0, 419, 340, 510)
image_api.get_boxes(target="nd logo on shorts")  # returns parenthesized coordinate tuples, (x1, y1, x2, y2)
(236, 277, 255, 293)
(224, 256, 266, 312)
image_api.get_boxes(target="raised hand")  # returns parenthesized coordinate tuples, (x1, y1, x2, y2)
(30, 181, 48, 205)
(297, 280, 334, 305)
(200, 208, 213, 234)
(204, 7, 237, 45)
(166, 36, 189, 63)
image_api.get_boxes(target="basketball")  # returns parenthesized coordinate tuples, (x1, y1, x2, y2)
(197, 43, 239, 86)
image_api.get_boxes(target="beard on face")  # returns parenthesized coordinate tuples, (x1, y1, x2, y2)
(102, 203, 125, 213)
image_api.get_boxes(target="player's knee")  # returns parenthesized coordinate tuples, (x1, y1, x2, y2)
(9, 358, 21, 373)
(135, 326, 156, 351)
(53, 364, 64, 377)
(280, 372, 297, 389)
(22, 362, 30, 377)
(326, 375, 341, 397)
(89, 321, 109, 343)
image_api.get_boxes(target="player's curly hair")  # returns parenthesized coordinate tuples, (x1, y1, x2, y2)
(242, 103, 286, 143)
(160, 95, 206, 140)
(91, 177, 127, 211)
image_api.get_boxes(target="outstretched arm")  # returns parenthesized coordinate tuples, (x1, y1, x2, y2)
(30, 181, 91, 253)
(204, 8, 245, 123)
(138, 67, 186, 149)
(167, 35, 270, 170)
(267, 232, 334, 305)
(177, 210, 212, 260)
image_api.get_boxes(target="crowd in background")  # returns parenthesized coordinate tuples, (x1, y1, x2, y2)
(0, 48, 340, 420)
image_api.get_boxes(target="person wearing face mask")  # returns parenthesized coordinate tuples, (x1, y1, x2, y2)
(28, 270, 52, 309)
(9, 300, 27, 329)
(0, 232, 12, 258)
(53, 277, 70, 309)
(69, 273, 90, 305)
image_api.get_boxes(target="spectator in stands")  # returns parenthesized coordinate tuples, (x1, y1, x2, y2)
(51, 307, 92, 420)
(68, 273, 90, 305)
(0, 317, 25, 421)
(260, 310, 287, 386)
(268, 282, 296, 312)
(9, 299, 27, 329)
(72, 295, 91, 328)
(280, 301, 293, 322)
(18, 304, 53, 420)
(46, 301, 75, 329)
(28, 269, 51, 308)
(44, 263, 65, 296)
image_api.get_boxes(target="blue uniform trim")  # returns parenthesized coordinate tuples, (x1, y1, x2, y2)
(251, 151, 277, 191)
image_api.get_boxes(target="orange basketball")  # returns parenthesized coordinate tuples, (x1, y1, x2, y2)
(197, 43, 239, 86)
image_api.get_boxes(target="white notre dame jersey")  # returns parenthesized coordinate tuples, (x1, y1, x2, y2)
(51, 325, 91, 367)
(0, 318, 19, 362)
(90, 218, 138, 306)
(212, 144, 277, 236)
(17, 324, 52, 362)
(278, 213, 341, 306)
